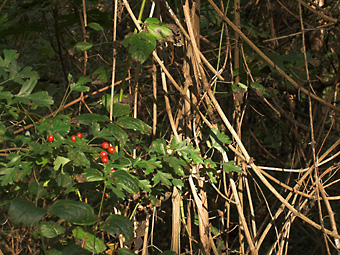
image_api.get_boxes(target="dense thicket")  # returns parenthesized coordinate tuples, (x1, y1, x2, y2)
(1, 0, 340, 254)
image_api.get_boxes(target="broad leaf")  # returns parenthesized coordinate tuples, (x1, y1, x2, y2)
(118, 248, 135, 255)
(72, 227, 106, 254)
(83, 168, 104, 182)
(151, 139, 167, 155)
(9, 198, 46, 225)
(102, 214, 133, 242)
(40, 221, 65, 238)
(77, 113, 109, 125)
(144, 18, 172, 41)
(123, 32, 156, 64)
(87, 22, 103, 31)
(112, 170, 139, 194)
(76, 42, 93, 51)
(48, 200, 97, 225)
(115, 116, 151, 134)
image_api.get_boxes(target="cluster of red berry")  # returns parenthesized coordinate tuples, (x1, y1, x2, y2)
(100, 142, 115, 163)
(47, 132, 83, 142)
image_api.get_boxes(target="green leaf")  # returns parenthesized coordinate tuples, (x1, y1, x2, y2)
(222, 161, 242, 174)
(83, 168, 104, 182)
(232, 82, 247, 92)
(26, 91, 54, 107)
(93, 66, 110, 83)
(112, 170, 139, 194)
(0, 49, 18, 68)
(107, 123, 128, 145)
(123, 32, 156, 64)
(139, 179, 151, 192)
(151, 139, 167, 155)
(61, 244, 90, 255)
(209, 128, 231, 153)
(0, 167, 16, 186)
(136, 158, 162, 175)
(144, 18, 172, 41)
(77, 113, 109, 125)
(76, 42, 93, 51)
(172, 178, 184, 187)
(152, 170, 173, 188)
(48, 200, 97, 225)
(54, 156, 71, 171)
(70, 77, 91, 92)
(15, 78, 37, 97)
(251, 82, 269, 97)
(115, 116, 151, 134)
(163, 155, 186, 177)
(9, 198, 46, 225)
(118, 248, 136, 255)
(40, 221, 65, 238)
(102, 214, 133, 242)
(68, 148, 90, 167)
(102, 94, 130, 117)
(87, 22, 103, 31)
(161, 251, 178, 255)
(72, 227, 106, 254)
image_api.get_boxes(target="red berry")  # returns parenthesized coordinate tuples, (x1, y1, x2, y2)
(111, 168, 115, 172)
(108, 146, 115, 154)
(101, 156, 109, 163)
(70, 135, 76, 142)
(102, 142, 109, 149)
(47, 135, 54, 142)
(100, 151, 107, 157)
(76, 132, 82, 139)
(104, 192, 109, 199)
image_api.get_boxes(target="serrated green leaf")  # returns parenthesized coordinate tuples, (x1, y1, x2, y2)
(102, 214, 133, 242)
(27, 91, 54, 107)
(151, 139, 167, 155)
(48, 200, 97, 225)
(163, 155, 186, 177)
(123, 32, 156, 64)
(0, 167, 17, 186)
(9, 198, 46, 225)
(72, 227, 106, 254)
(0, 49, 18, 68)
(172, 178, 184, 187)
(76, 42, 93, 51)
(209, 128, 231, 153)
(40, 221, 65, 238)
(70, 77, 91, 92)
(152, 170, 173, 188)
(87, 22, 103, 31)
(222, 161, 242, 174)
(136, 158, 162, 175)
(139, 179, 151, 192)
